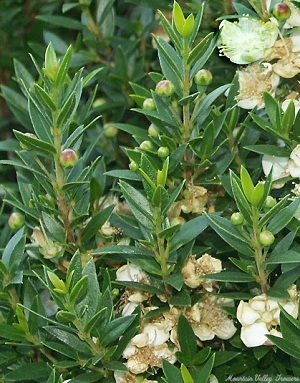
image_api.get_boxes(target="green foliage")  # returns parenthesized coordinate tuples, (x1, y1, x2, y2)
(0, 0, 300, 382)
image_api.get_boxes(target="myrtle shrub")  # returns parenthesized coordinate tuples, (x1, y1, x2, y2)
(0, 1, 300, 383)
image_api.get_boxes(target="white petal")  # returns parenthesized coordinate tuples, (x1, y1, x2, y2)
(213, 318, 237, 340)
(143, 323, 170, 346)
(262, 155, 289, 180)
(192, 323, 215, 341)
(116, 263, 145, 282)
(131, 333, 149, 348)
(240, 322, 269, 347)
(288, 159, 300, 177)
(126, 358, 148, 374)
(282, 302, 299, 318)
(123, 344, 136, 358)
(237, 301, 261, 325)
(122, 302, 138, 316)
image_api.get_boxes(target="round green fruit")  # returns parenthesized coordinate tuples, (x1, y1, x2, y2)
(142, 98, 156, 111)
(259, 230, 275, 246)
(230, 212, 244, 225)
(8, 212, 25, 230)
(157, 146, 169, 158)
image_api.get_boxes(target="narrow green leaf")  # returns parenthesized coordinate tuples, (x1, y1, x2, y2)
(267, 250, 300, 264)
(196, 354, 215, 383)
(57, 93, 76, 128)
(267, 335, 300, 359)
(240, 166, 254, 204)
(170, 214, 208, 251)
(230, 172, 252, 223)
(43, 327, 91, 355)
(42, 212, 66, 242)
(203, 271, 255, 283)
(81, 204, 114, 244)
(163, 360, 184, 383)
(5, 362, 51, 381)
(188, 32, 214, 66)
(34, 84, 56, 110)
(14, 130, 56, 154)
(205, 213, 253, 257)
(101, 315, 136, 346)
(69, 275, 89, 304)
(178, 315, 197, 362)
(2, 229, 26, 274)
(36, 14, 84, 30)
(181, 364, 194, 383)
(268, 198, 300, 234)
(54, 45, 73, 87)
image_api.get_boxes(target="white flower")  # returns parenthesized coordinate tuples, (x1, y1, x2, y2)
(187, 297, 237, 341)
(237, 292, 299, 347)
(116, 263, 147, 282)
(288, 144, 300, 177)
(182, 254, 222, 290)
(262, 155, 289, 180)
(122, 320, 177, 374)
(236, 63, 280, 109)
(219, 18, 278, 64)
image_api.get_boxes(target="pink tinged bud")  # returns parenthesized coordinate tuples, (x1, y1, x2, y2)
(155, 80, 175, 97)
(272, 3, 291, 21)
(59, 149, 79, 168)
(142, 98, 156, 111)
(8, 212, 25, 230)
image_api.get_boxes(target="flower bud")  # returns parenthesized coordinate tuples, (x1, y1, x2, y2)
(272, 3, 291, 21)
(155, 80, 175, 97)
(59, 149, 79, 168)
(259, 230, 275, 246)
(142, 98, 156, 111)
(8, 212, 25, 230)
(170, 216, 186, 226)
(148, 123, 160, 137)
(103, 123, 118, 138)
(264, 196, 277, 209)
(157, 146, 169, 158)
(231, 212, 244, 225)
(139, 140, 153, 151)
(129, 161, 139, 171)
(92, 98, 106, 108)
(194, 69, 213, 86)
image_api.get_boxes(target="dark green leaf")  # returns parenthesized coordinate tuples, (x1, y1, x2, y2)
(163, 360, 184, 383)
(36, 14, 84, 30)
(101, 315, 136, 346)
(170, 214, 208, 251)
(178, 315, 197, 363)
(203, 271, 255, 283)
(43, 327, 91, 355)
(5, 362, 51, 381)
(205, 213, 253, 257)
(81, 204, 114, 243)
(268, 198, 300, 234)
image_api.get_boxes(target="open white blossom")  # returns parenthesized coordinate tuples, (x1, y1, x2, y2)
(262, 155, 289, 180)
(164, 297, 236, 343)
(182, 254, 222, 290)
(122, 320, 176, 374)
(236, 63, 280, 109)
(282, 98, 300, 115)
(219, 18, 278, 64)
(288, 144, 300, 177)
(237, 290, 299, 347)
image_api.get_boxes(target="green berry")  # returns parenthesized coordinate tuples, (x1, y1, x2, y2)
(231, 212, 244, 225)
(259, 230, 275, 246)
(155, 80, 175, 97)
(194, 69, 213, 86)
(272, 3, 291, 21)
(265, 196, 277, 209)
(59, 149, 79, 168)
(143, 98, 156, 111)
(139, 140, 153, 151)
(157, 146, 169, 158)
(92, 98, 106, 108)
(148, 123, 160, 138)
(103, 123, 118, 138)
(8, 212, 25, 230)
(129, 161, 139, 171)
